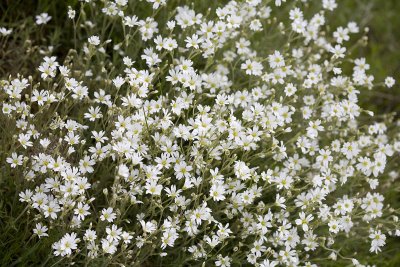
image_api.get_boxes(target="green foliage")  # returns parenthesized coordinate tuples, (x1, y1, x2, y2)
(0, 0, 399, 266)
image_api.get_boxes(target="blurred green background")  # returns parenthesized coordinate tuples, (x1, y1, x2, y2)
(336, 0, 400, 115)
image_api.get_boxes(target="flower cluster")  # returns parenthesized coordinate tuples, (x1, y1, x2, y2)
(1, 0, 399, 266)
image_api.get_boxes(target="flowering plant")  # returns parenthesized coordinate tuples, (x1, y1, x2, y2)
(1, 0, 399, 266)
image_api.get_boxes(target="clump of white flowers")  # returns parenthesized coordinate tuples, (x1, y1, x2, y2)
(1, 0, 399, 266)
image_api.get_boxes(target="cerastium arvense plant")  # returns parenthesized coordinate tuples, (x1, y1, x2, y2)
(1, 0, 399, 266)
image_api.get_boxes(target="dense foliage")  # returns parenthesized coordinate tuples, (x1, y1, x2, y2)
(0, 0, 399, 266)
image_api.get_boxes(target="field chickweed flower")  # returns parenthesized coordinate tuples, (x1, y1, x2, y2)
(1, 0, 399, 266)
(35, 13, 52, 25)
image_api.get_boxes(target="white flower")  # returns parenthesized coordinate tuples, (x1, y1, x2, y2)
(241, 60, 264, 76)
(185, 34, 202, 49)
(322, 0, 338, 11)
(101, 239, 117, 254)
(329, 44, 346, 58)
(369, 230, 386, 253)
(79, 156, 95, 173)
(106, 224, 122, 242)
(112, 76, 125, 88)
(36, 13, 52, 25)
(174, 161, 193, 180)
(68, 7, 76, 19)
(88, 35, 100, 46)
(145, 181, 163, 195)
(6, 153, 24, 168)
(53, 232, 80, 256)
(215, 255, 231, 267)
(268, 51, 285, 68)
(260, 259, 278, 267)
(33, 223, 48, 238)
(328, 219, 341, 234)
(384, 76, 395, 88)
(333, 27, 349, 44)
(147, 0, 166, 9)
(84, 106, 103, 121)
(0, 27, 12, 36)
(210, 183, 226, 201)
(275, 0, 286, 6)
(295, 212, 314, 231)
(284, 83, 297, 96)
(100, 207, 116, 222)
(307, 120, 324, 139)
(140, 220, 157, 234)
(124, 15, 139, 27)
(74, 202, 90, 220)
